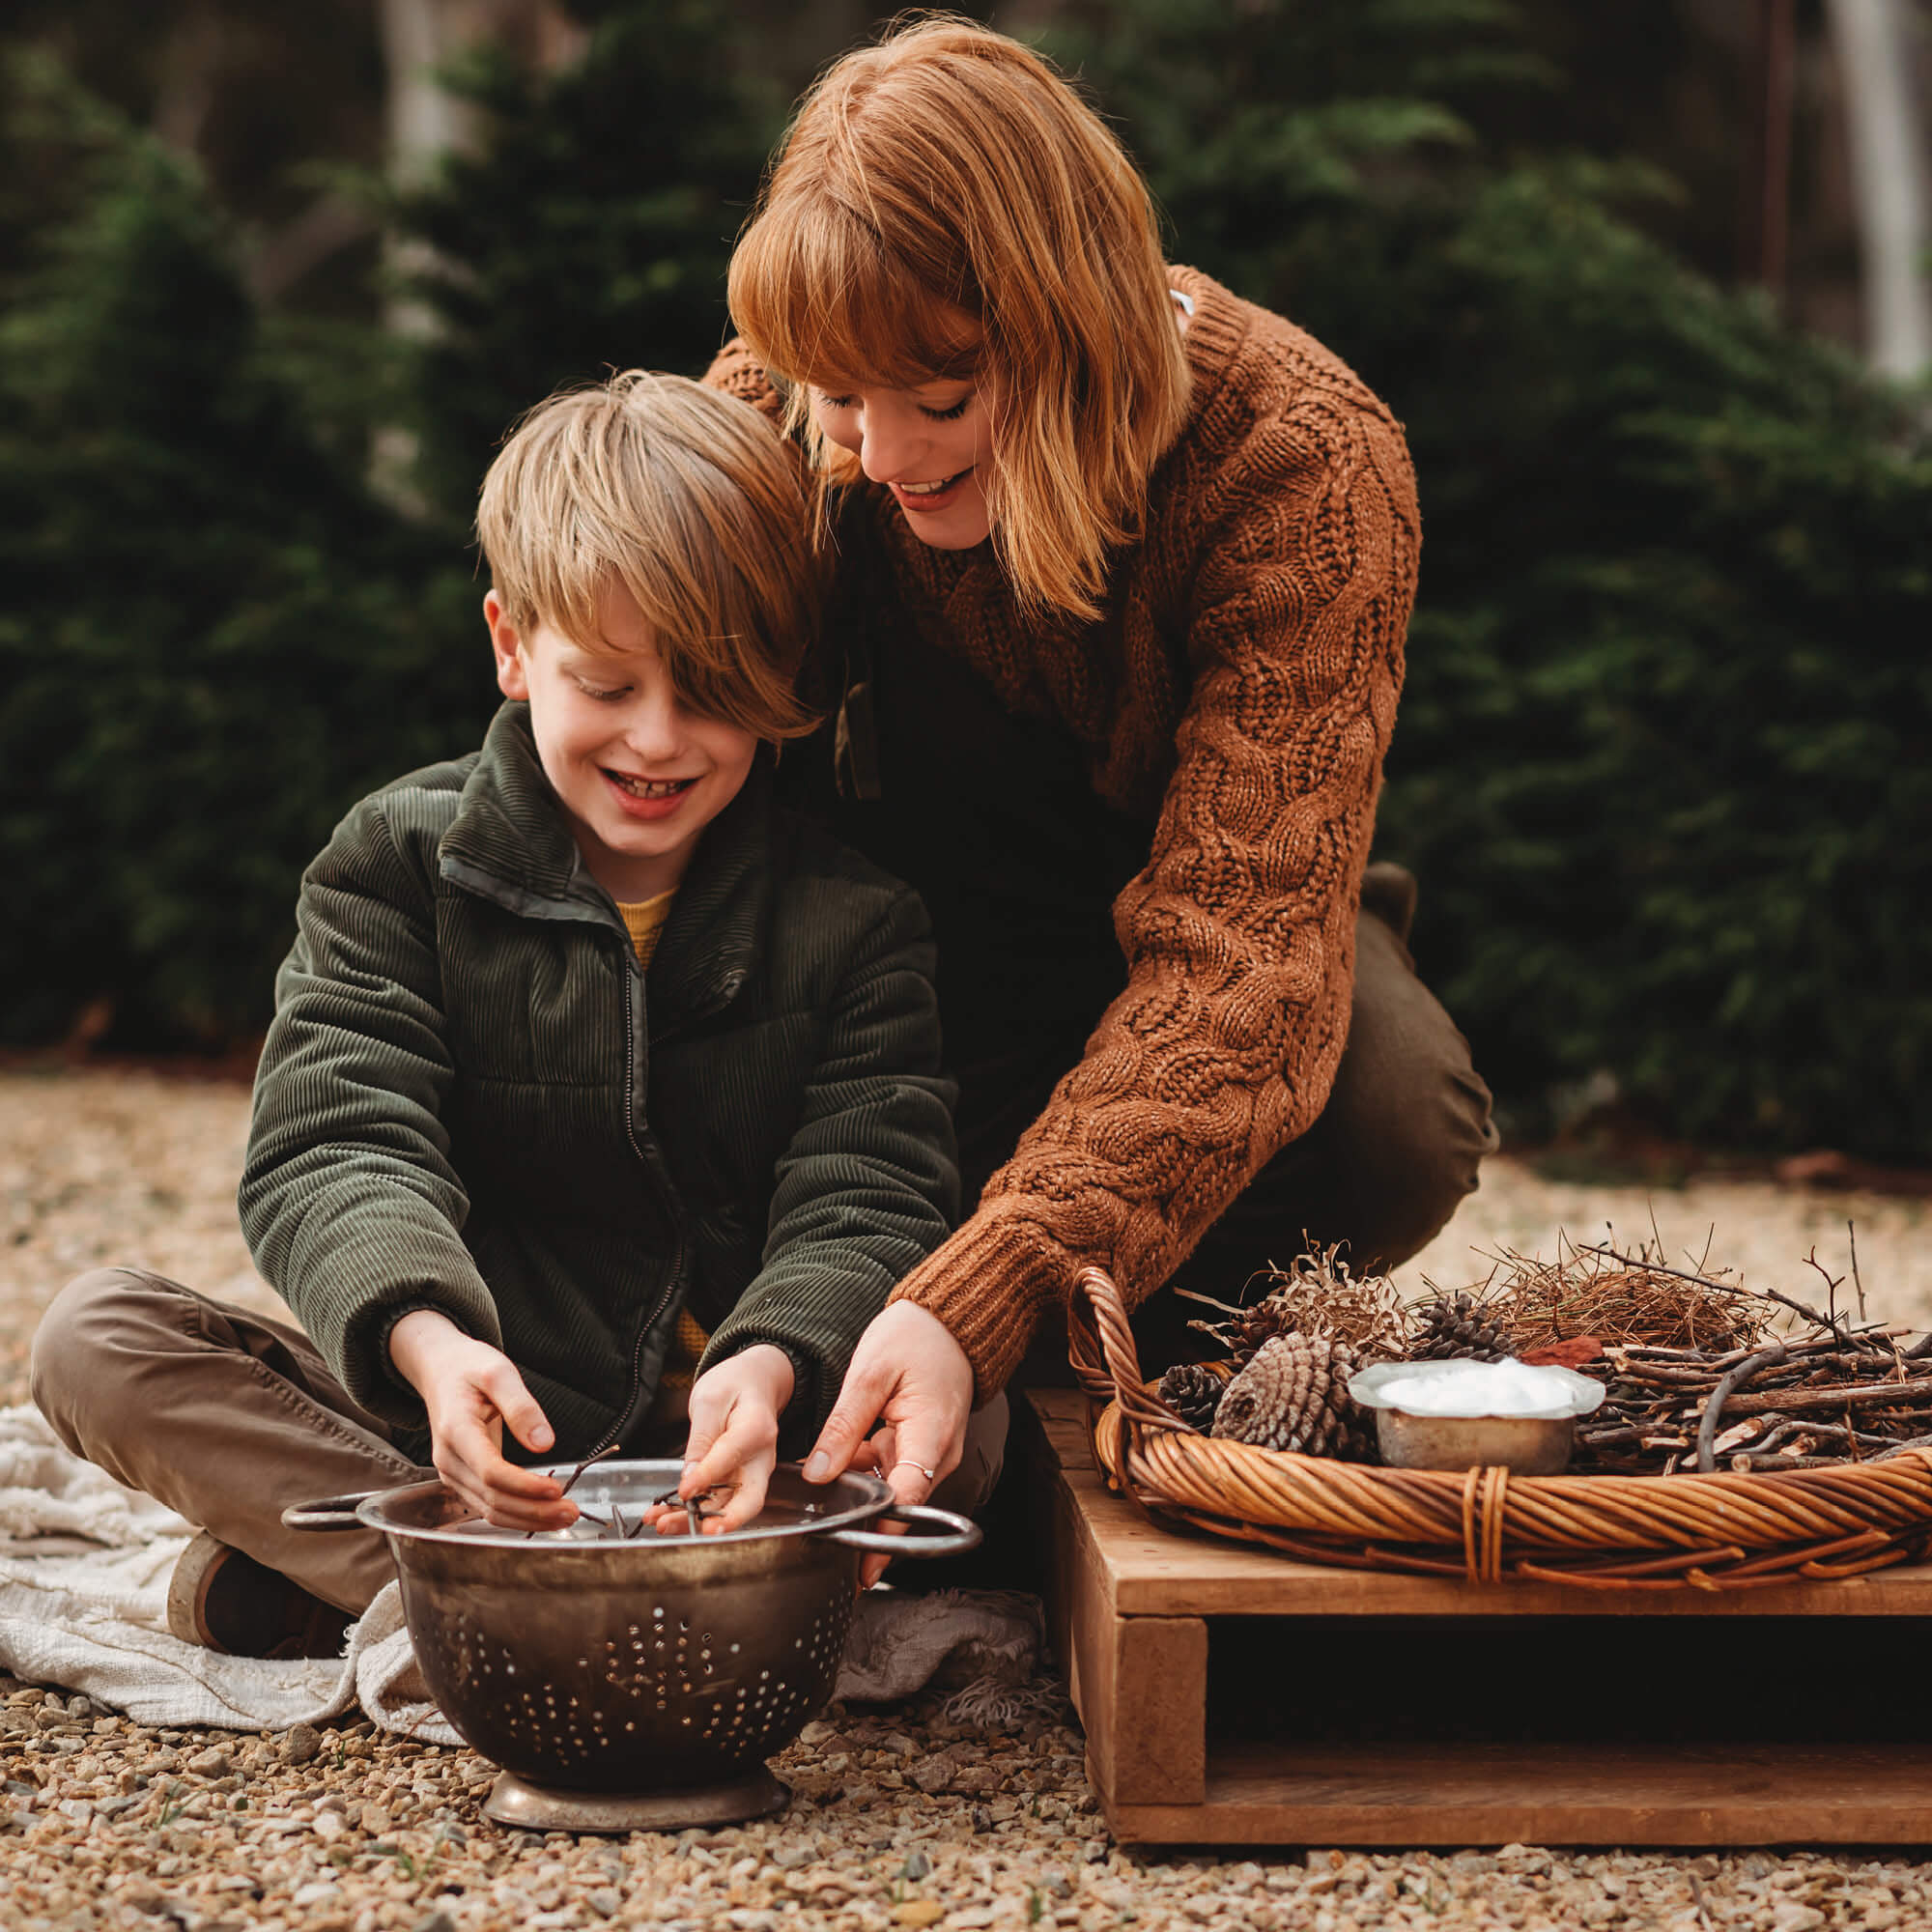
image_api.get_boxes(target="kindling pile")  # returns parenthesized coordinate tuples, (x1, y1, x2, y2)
(1162, 1232, 1932, 1477)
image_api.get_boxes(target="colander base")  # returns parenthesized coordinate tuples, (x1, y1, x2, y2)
(482, 1765, 790, 1834)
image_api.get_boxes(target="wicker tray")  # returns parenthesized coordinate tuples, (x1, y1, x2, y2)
(1066, 1264, 1932, 1591)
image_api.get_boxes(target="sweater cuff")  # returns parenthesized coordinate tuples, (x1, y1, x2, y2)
(887, 1209, 1072, 1402)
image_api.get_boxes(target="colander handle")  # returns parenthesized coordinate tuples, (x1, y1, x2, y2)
(282, 1493, 377, 1531)
(830, 1501, 982, 1557)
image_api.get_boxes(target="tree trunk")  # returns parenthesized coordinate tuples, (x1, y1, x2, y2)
(1741, 0, 1796, 299)
(380, 0, 582, 189)
(373, 0, 580, 505)
(381, 0, 475, 196)
(151, 1, 225, 160)
(1826, 0, 1932, 379)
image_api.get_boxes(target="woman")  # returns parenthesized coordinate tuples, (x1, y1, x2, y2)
(705, 15, 1497, 1529)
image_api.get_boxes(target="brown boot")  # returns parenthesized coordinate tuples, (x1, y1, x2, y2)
(165, 1532, 352, 1660)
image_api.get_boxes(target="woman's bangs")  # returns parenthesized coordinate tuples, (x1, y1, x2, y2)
(736, 196, 980, 395)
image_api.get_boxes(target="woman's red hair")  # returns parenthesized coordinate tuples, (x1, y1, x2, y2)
(728, 14, 1191, 622)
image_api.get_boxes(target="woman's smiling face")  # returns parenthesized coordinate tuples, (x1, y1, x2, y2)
(812, 375, 995, 550)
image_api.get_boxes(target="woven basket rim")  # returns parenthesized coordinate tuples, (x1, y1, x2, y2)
(1066, 1264, 1932, 1589)
(1113, 1376, 1928, 1498)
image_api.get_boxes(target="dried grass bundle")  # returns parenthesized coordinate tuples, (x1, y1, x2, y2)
(1433, 1233, 1769, 1356)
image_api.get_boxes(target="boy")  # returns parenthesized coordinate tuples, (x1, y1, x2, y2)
(31, 372, 963, 1658)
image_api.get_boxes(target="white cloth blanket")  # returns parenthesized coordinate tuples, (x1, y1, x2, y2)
(0, 1406, 1039, 1740)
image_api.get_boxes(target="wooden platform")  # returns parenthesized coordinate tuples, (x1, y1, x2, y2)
(1020, 1388, 1932, 1847)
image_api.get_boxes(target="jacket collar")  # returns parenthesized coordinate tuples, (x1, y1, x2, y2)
(439, 703, 593, 913)
(439, 702, 773, 1026)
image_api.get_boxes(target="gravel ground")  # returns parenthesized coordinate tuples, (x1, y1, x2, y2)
(5, 1064, 1932, 1930)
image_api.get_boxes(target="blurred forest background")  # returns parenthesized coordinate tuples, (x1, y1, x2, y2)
(2, 0, 1928, 1159)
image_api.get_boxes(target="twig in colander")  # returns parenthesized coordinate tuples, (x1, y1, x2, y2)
(519, 1442, 624, 1539)
(556, 1441, 622, 1500)
(645, 1484, 727, 1540)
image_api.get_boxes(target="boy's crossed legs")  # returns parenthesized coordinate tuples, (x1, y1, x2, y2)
(33, 1268, 423, 1650)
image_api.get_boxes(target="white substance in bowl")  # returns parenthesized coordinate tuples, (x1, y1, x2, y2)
(1377, 1358, 1581, 1419)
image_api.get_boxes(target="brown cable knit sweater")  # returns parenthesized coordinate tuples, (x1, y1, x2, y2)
(707, 266, 1418, 1400)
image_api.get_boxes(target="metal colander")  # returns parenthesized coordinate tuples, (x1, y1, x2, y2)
(286, 1462, 978, 1793)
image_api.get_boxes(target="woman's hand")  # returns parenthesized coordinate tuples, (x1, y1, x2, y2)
(387, 1309, 574, 1531)
(660, 1345, 797, 1535)
(805, 1302, 974, 1586)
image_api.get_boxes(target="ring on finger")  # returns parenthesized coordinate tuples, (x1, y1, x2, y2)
(892, 1459, 936, 1483)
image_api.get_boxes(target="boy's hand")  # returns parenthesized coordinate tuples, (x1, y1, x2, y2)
(387, 1309, 575, 1532)
(660, 1345, 796, 1536)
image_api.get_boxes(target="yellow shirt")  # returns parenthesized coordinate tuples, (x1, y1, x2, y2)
(615, 890, 676, 970)
(614, 890, 710, 1399)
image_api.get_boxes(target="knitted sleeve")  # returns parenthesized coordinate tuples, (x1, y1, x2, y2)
(887, 382, 1418, 1399)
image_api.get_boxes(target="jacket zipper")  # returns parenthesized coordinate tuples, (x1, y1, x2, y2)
(583, 950, 687, 1461)
(437, 862, 745, 1463)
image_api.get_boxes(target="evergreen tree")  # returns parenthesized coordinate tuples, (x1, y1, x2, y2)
(0, 57, 481, 1047)
(395, 0, 786, 521)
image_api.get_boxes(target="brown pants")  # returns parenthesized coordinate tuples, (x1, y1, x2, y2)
(30, 1271, 1009, 1616)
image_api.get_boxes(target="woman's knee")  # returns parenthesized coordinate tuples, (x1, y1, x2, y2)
(1346, 1051, 1495, 1231)
(1217, 913, 1497, 1274)
(1321, 1043, 1497, 1268)
(1338, 909, 1494, 1149)
(1354, 1110, 1490, 1268)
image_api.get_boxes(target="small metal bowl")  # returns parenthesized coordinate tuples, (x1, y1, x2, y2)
(1349, 1360, 1605, 1475)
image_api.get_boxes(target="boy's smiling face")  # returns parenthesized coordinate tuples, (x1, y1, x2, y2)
(487, 581, 759, 904)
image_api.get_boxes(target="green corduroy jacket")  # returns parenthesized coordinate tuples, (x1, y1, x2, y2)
(239, 702, 959, 1462)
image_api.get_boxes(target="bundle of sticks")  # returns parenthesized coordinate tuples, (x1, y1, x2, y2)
(1176, 1225, 1932, 1478)
(1468, 1232, 1932, 1477)
(1576, 1333, 1932, 1476)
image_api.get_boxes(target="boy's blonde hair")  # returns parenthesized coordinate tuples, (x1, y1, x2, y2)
(477, 371, 822, 740)
(727, 14, 1191, 624)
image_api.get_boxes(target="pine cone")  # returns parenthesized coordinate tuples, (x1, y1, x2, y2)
(1209, 1334, 1367, 1458)
(1183, 1246, 1409, 1362)
(1411, 1291, 1511, 1363)
(1155, 1362, 1227, 1434)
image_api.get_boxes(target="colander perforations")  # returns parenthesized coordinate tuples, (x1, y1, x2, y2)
(377, 1461, 911, 1792)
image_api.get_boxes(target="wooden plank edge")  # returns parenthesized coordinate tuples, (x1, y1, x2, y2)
(1104, 1799, 1932, 1849)
(1101, 1746, 1932, 1847)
